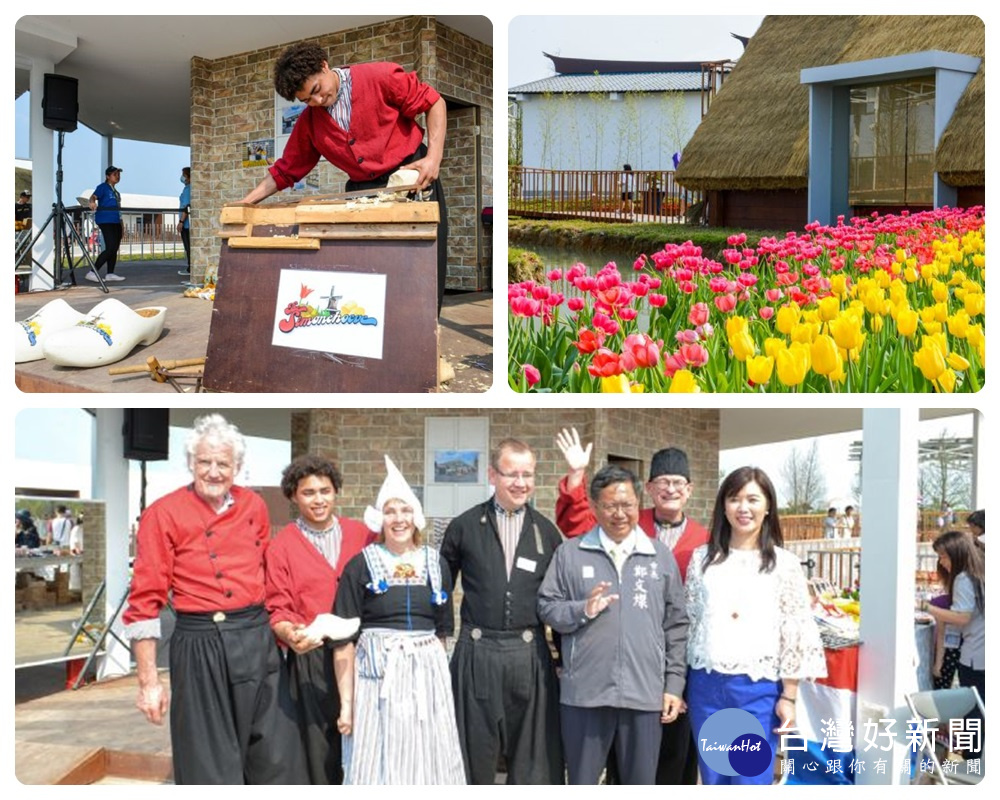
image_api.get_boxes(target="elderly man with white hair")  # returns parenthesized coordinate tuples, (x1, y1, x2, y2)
(123, 413, 308, 784)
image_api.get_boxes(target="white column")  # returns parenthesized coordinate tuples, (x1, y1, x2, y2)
(27, 59, 56, 290)
(855, 408, 919, 784)
(93, 409, 133, 679)
(970, 411, 983, 509)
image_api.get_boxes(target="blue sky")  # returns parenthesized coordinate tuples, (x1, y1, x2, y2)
(15, 93, 190, 200)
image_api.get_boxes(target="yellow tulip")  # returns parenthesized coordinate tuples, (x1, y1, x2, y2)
(947, 352, 970, 372)
(776, 343, 810, 387)
(967, 326, 985, 361)
(818, 295, 840, 322)
(630, 382, 646, 393)
(914, 341, 947, 382)
(829, 274, 849, 298)
(830, 313, 864, 352)
(964, 292, 985, 317)
(746, 355, 774, 385)
(897, 307, 918, 338)
(790, 322, 816, 345)
(931, 302, 948, 323)
(775, 304, 801, 336)
(764, 338, 786, 359)
(903, 265, 919, 284)
(894, 248, 907, 263)
(811, 335, 840, 376)
(937, 369, 957, 393)
(921, 320, 943, 336)
(869, 315, 884, 334)
(600, 375, 630, 393)
(947, 310, 970, 340)
(668, 369, 699, 393)
(726, 316, 756, 362)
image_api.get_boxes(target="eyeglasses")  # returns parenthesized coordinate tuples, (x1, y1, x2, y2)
(597, 502, 638, 514)
(494, 470, 535, 482)
(649, 478, 689, 491)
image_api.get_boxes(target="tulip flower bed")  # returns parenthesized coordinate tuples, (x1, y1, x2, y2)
(509, 208, 985, 392)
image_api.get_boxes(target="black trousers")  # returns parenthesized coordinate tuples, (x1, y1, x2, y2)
(180, 227, 191, 269)
(94, 222, 122, 274)
(287, 643, 342, 784)
(169, 606, 307, 784)
(345, 143, 448, 316)
(451, 626, 563, 784)
(561, 704, 662, 785)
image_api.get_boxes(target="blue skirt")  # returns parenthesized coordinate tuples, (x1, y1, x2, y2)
(686, 668, 782, 785)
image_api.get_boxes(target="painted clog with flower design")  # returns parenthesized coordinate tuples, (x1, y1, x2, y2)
(15, 298, 88, 363)
(42, 298, 167, 368)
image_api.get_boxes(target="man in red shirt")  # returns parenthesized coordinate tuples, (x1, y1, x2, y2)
(239, 43, 448, 313)
(265, 455, 374, 784)
(554, 427, 709, 785)
(123, 414, 306, 784)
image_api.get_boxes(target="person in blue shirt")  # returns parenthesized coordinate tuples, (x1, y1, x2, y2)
(177, 166, 191, 276)
(87, 166, 125, 282)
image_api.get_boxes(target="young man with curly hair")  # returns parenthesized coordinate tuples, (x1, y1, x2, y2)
(240, 43, 448, 312)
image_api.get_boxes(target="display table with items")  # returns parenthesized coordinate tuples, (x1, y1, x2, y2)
(207, 195, 440, 392)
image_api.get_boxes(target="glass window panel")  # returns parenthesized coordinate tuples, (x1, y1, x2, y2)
(849, 78, 935, 206)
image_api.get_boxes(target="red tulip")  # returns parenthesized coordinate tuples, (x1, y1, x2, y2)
(648, 292, 667, 308)
(523, 364, 541, 387)
(588, 348, 623, 378)
(574, 329, 603, 354)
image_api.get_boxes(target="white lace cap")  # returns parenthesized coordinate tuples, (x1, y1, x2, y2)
(363, 455, 426, 533)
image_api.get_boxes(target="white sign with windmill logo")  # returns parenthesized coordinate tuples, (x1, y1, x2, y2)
(271, 268, 387, 359)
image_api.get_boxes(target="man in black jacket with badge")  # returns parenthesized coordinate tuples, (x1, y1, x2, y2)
(441, 439, 564, 784)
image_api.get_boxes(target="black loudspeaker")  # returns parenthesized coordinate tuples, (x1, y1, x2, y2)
(42, 73, 79, 132)
(123, 409, 170, 461)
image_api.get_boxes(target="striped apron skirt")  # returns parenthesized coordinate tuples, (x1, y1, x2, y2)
(343, 627, 466, 784)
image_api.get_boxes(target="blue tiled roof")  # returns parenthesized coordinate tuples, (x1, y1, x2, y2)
(509, 71, 703, 94)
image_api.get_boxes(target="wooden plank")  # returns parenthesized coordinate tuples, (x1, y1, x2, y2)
(298, 223, 437, 240)
(217, 223, 252, 239)
(204, 237, 439, 393)
(106, 751, 174, 783)
(220, 206, 298, 226)
(227, 237, 321, 250)
(295, 203, 439, 224)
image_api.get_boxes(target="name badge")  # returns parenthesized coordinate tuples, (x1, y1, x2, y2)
(582, 565, 595, 579)
(516, 556, 537, 573)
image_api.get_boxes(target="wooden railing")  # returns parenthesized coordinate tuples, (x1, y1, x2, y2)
(508, 166, 701, 224)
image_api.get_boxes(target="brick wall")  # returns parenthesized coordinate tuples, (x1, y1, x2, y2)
(188, 16, 492, 290)
(290, 409, 719, 529)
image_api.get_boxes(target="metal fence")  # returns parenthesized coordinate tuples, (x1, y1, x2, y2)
(22, 205, 188, 263)
(785, 538, 938, 589)
(508, 166, 702, 224)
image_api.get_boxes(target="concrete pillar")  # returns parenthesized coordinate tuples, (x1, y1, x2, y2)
(855, 408, 920, 784)
(93, 410, 133, 679)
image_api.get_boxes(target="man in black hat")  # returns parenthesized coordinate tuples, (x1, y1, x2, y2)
(554, 427, 709, 785)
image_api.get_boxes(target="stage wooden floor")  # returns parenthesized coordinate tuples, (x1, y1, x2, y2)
(14, 259, 493, 393)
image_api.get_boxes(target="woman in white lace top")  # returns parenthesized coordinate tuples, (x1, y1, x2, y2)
(685, 467, 826, 785)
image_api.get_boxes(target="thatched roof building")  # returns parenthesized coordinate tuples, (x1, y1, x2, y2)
(675, 15, 984, 229)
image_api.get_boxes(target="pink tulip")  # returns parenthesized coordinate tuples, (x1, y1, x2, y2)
(524, 364, 541, 387)
(567, 297, 585, 312)
(546, 269, 562, 282)
(678, 343, 710, 368)
(689, 302, 710, 327)
(714, 294, 737, 313)
(759, 306, 775, 320)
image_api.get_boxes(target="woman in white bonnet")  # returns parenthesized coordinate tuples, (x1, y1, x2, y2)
(332, 455, 466, 784)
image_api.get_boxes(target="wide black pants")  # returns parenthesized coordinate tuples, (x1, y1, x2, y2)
(287, 643, 342, 784)
(169, 606, 307, 784)
(451, 627, 563, 784)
